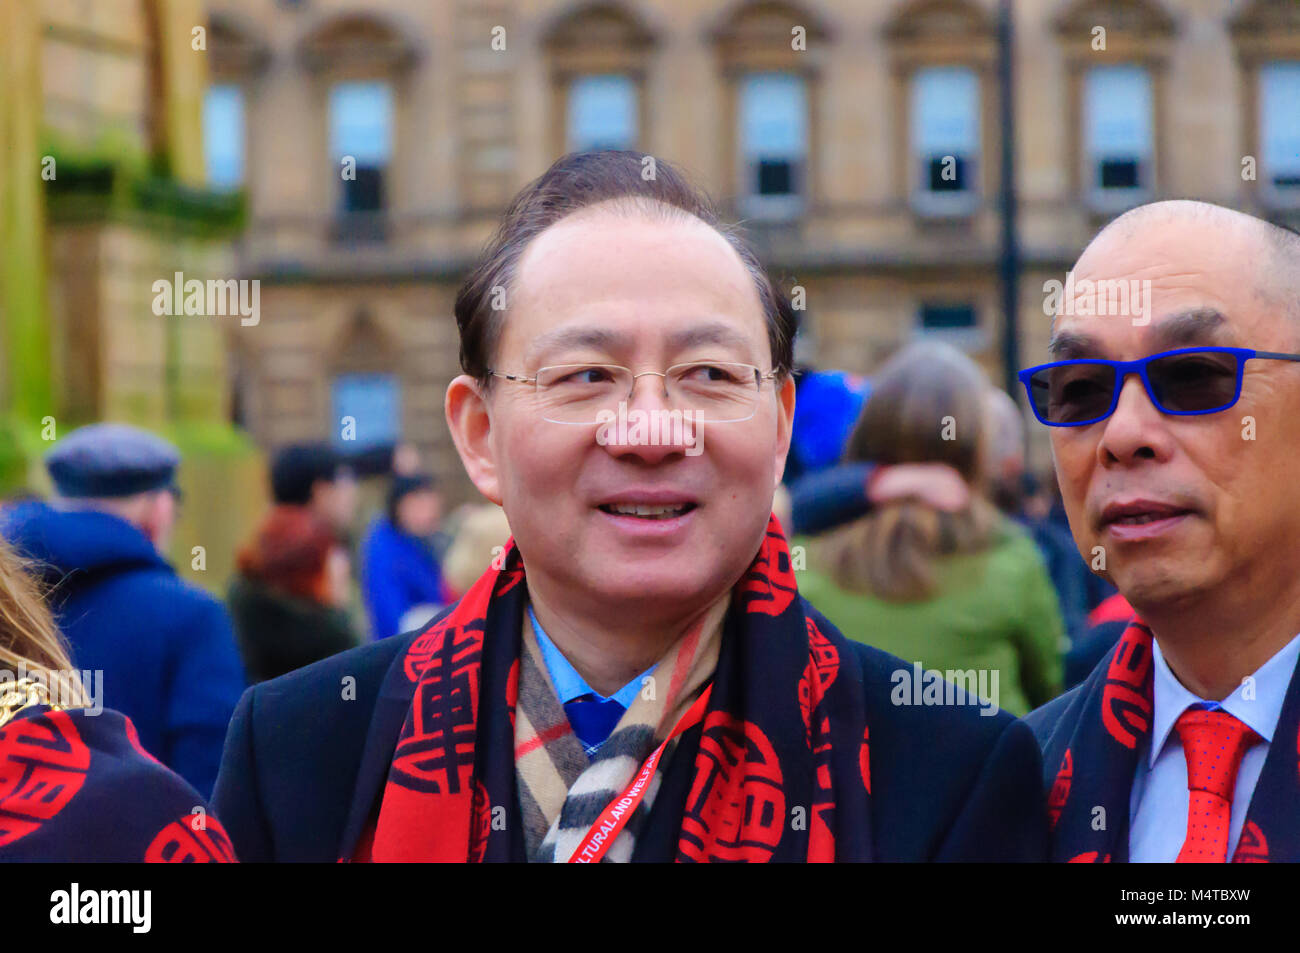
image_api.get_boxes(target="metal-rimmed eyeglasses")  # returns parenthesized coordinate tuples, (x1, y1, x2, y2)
(487, 361, 780, 424)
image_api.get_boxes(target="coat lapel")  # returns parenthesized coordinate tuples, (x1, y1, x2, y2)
(1235, 651, 1300, 862)
(335, 633, 422, 861)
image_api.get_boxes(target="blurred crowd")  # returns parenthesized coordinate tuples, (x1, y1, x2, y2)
(782, 342, 1128, 720)
(0, 429, 506, 799)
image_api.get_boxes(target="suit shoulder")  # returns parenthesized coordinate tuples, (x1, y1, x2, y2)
(834, 639, 1043, 861)
(249, 631, 415, 721)
(845, 637, 1017, 740)
(1023, 683, 1086, 749)
(215, 632, 417, 860)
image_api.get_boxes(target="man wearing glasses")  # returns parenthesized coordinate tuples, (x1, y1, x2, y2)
(1022, 200, 1300, 863)
(213, 150, 1047, 862)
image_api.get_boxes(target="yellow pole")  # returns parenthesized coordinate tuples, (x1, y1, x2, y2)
(0, 0, 54, 422)
(155, 0, 209, 185)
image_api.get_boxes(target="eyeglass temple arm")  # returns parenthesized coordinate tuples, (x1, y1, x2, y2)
(1251, 350, 1300, 363)
(490, 366, 780, 386)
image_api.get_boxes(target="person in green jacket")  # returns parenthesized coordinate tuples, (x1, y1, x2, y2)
(796, 341, 1064, 717)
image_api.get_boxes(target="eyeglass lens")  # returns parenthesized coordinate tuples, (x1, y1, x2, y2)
(1029, 351, 1241, 424)
(533, 363, 761, 423)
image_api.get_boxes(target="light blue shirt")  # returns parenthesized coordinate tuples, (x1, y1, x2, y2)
(1129, 632, 1300, 862)
(528, 606, 655, 753)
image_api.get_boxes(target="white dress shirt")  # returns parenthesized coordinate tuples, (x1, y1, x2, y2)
(1128, 631, 1300, 862)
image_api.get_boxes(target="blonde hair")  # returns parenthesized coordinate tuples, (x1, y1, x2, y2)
(0, 535, 86, 708)
(442, 503, 512, 596)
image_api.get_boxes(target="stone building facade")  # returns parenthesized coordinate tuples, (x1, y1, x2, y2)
(1, 0, 261, 590)
(206, 0, 1300, 490)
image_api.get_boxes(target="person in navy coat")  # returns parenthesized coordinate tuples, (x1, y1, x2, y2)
(214, 150, 1047, 863)
(3, 424, 245, 799)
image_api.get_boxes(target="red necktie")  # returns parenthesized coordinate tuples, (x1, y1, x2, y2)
(1174, 707, 1261, 863)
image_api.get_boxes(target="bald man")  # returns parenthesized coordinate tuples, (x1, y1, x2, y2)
(1022, 200, 1300, 863)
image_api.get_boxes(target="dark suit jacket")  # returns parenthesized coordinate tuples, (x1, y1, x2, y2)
(213, 623, 1050, 862)
(1023, 683, 1086, 784)
(1063, 620, 1128, 691)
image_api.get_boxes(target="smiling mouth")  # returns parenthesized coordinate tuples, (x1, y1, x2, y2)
(1099, 504, 1196, 533)
(1108, 513, 1183, 526)
(598, 502, 697, 520)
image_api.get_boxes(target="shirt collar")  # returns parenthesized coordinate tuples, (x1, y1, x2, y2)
(1148, 631, 1300, 767)
(527, 605, 654, 710)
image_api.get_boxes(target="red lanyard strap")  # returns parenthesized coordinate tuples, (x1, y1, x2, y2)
(568, 684, 713, 863)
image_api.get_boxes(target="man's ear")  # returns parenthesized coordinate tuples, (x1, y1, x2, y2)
(446, 374, 503, 505)
(772, 374, 797, 490)
(141, 490, 174, 544)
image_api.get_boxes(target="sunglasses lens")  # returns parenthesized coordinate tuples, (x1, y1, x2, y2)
(1029, 363, 1116, 424)
(1146, 351, 1240, 413)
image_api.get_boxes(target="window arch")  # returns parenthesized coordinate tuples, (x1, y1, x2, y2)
(1052, 0, 1175, 212)
(710, 0, 831, 219)
(884, 0, 997, 219)
(884, 0, 994, 46)
(542, 2, 658, 157)
(208, 11, 270, 79)
(297, 12, 419, 76)
(204, 12, 268, 192)
(1231, 0, 1300, 210)
(298, 13, 418, 240)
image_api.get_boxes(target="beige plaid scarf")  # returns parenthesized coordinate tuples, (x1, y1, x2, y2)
(513, 596, 728, 862)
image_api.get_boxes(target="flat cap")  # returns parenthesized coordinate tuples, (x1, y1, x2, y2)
(46, 423, 180, 499)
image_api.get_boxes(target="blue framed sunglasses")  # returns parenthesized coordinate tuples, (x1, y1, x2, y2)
(1018, 346, 1300, 427)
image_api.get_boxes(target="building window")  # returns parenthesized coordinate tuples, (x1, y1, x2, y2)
(203, 84, 244, 190)
(567, 74, 637, 152)
(332, 373, 400, 450)
(919, 303, 977, 331)
(738, 72, 807, 217)
(910, 66, 980, 214)
(1083, 65, 1153, 205)
(329, 81, 393, 226)
(1260, 62, 1300, 201)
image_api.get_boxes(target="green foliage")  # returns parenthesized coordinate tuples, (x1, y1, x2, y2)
(41, 132, 244, 237)
(0, 416, 53, 496)
(132, 176, 245, 236)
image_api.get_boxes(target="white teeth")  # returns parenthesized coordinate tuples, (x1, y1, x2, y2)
(605, 503, 688, 518)
(1117, 513, 1172, 524)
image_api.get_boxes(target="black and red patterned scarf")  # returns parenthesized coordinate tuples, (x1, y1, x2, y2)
(1044, 618, 1300, 862)
(0, 706, 236, 861)
(352, 513, 874, 862)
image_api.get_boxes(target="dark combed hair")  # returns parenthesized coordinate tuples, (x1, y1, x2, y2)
(454, 150, 796, 386)
(269, 443, 338, 505)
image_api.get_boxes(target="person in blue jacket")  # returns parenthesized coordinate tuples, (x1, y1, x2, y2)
(2, 424, 245, 799)
(783, 366, 871, 487)
(360, 473, 453, 639)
